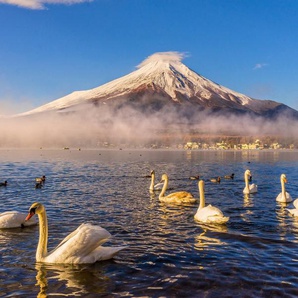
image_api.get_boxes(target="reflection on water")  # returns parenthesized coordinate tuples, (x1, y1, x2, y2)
(194, 224, 228, 250)
(1, 149, 298, 297)
(35, 263, 111, 297)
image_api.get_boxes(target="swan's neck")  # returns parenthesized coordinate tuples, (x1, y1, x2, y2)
(159, 177, 168, 199)
(149, 173, 155, 191)
(245, 174, 249, 188)
(198, 185, 205, 210)
(36, 210, 48, 262)
(281, 178, 286, 196)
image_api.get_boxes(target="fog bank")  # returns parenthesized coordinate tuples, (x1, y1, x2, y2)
(1, 103, 298, 148)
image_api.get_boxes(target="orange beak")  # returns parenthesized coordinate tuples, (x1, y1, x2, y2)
(25, 211, 35, 221)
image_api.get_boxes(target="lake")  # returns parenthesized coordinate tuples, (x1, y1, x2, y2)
(0, 148, 298, 297)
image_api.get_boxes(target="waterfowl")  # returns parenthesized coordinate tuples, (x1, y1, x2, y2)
(0, 211, 37, 229)
(36, 176, 46, 184)
(189, 175, 200, 180)
(0, 181, 7, 187)
(224, 173, 234, 179)
(210, 177, 221, 183)
(287, 199, 298, 216)
(159, 174, 197, 204)
(276, 174, 292, 203)
(194, 180, 229, 224)
(149, 170, 164, 191)
(35, 182, 43, 189)
(25, 202, 126, 264)
(243, 170, 257, 194)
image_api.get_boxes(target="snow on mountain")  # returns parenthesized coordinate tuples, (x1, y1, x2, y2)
(18, 52, 297, 118)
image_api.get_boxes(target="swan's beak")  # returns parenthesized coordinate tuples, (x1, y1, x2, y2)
(25, 209, 35, 221)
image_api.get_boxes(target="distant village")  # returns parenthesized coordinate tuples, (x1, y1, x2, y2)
(98, 136, 298, 150)
(181, 139, 295, 150)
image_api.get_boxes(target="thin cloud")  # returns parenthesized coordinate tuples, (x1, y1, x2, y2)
(0, 0, 93, 10)
(137, 52, 189, 69)
(253, 63, 268, 70)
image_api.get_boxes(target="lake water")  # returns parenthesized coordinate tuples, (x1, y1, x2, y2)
(1, 148, 298, 297)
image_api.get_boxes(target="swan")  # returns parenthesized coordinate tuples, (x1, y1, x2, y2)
(276, 174, 293, 203)
(243, 170, 257, 194)
(149, 170, 164, 191)
(287, 198, 298, 216)
(25, 202, 126, 264)
(210, 177, 221, 183)
(159, 174, 197, 204)
(194, 180, 229, 224)
(0, 211, 37, 229)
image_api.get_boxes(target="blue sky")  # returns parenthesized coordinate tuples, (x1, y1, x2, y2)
(0, 0, 298, 114)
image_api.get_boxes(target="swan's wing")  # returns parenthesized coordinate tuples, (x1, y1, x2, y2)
(286, 192, 293, 201)
(195, 205, 229, 224)
(287, 208, 298, 217)
(46, 223, 113, 263)
(165, 191, 193, 199)
(81, 246, 127, 263)
(154, 182, 164, 190)
(293, 199, 298, 209)
(249, 184, 258, 193)
(276, 192, 293, 202)
(0, 211, 37, 228)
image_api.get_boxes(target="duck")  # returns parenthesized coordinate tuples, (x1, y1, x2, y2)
(189, 175, 200, 180)
(159, 173, 197, 204)
(35, 181, 43, 189)
(0, 211, 37, 229)
(35, 175, 46, 184)
(149, 170, 164, 191)
(276, 174, 293, 203)
(243, 170, 257, 194)
(194, 180, 229, 224)
(0, 181, 7, 187)
(25, 202, 126, 264)
(210, 177, 221, 183)
(287, 198, 298, 216)
(224, 173, 234, 179)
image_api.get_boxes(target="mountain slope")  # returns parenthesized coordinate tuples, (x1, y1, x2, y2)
(19, 52, 298, 119)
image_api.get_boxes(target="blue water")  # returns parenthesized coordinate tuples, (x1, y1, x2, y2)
(0, 149, 298, 297)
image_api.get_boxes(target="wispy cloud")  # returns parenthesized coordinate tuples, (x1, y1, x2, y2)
(0, 0, 93, 10)
(137, 51, 189, 68)
(253, 63, 268, 70)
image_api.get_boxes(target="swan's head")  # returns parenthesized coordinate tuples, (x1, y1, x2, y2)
(281, 174, 287, 183)
(245, 170, 252, 177)
(25, 202, 45, 221)
(150, 170, 155, 175)
(160, 173, 168, 182)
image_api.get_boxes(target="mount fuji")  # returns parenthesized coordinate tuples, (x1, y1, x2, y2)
(19, 52, 298, 120)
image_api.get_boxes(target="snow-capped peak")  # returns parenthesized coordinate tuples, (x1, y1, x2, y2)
(18, 51, 270, 116)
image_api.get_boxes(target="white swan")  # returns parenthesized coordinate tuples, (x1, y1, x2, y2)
(287, 198, 298, 216)
(0, 211, 37, 229)
(243, 170, 257, 194)
(276, 173, 293, 203)
(159, 173, 197, 204)
(194, 180, 229, 224)
(25, 202, 126, 264)
(149, 170, 164, 191)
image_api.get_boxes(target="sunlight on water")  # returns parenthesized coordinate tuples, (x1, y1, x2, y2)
(0, 149, 298, 297)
